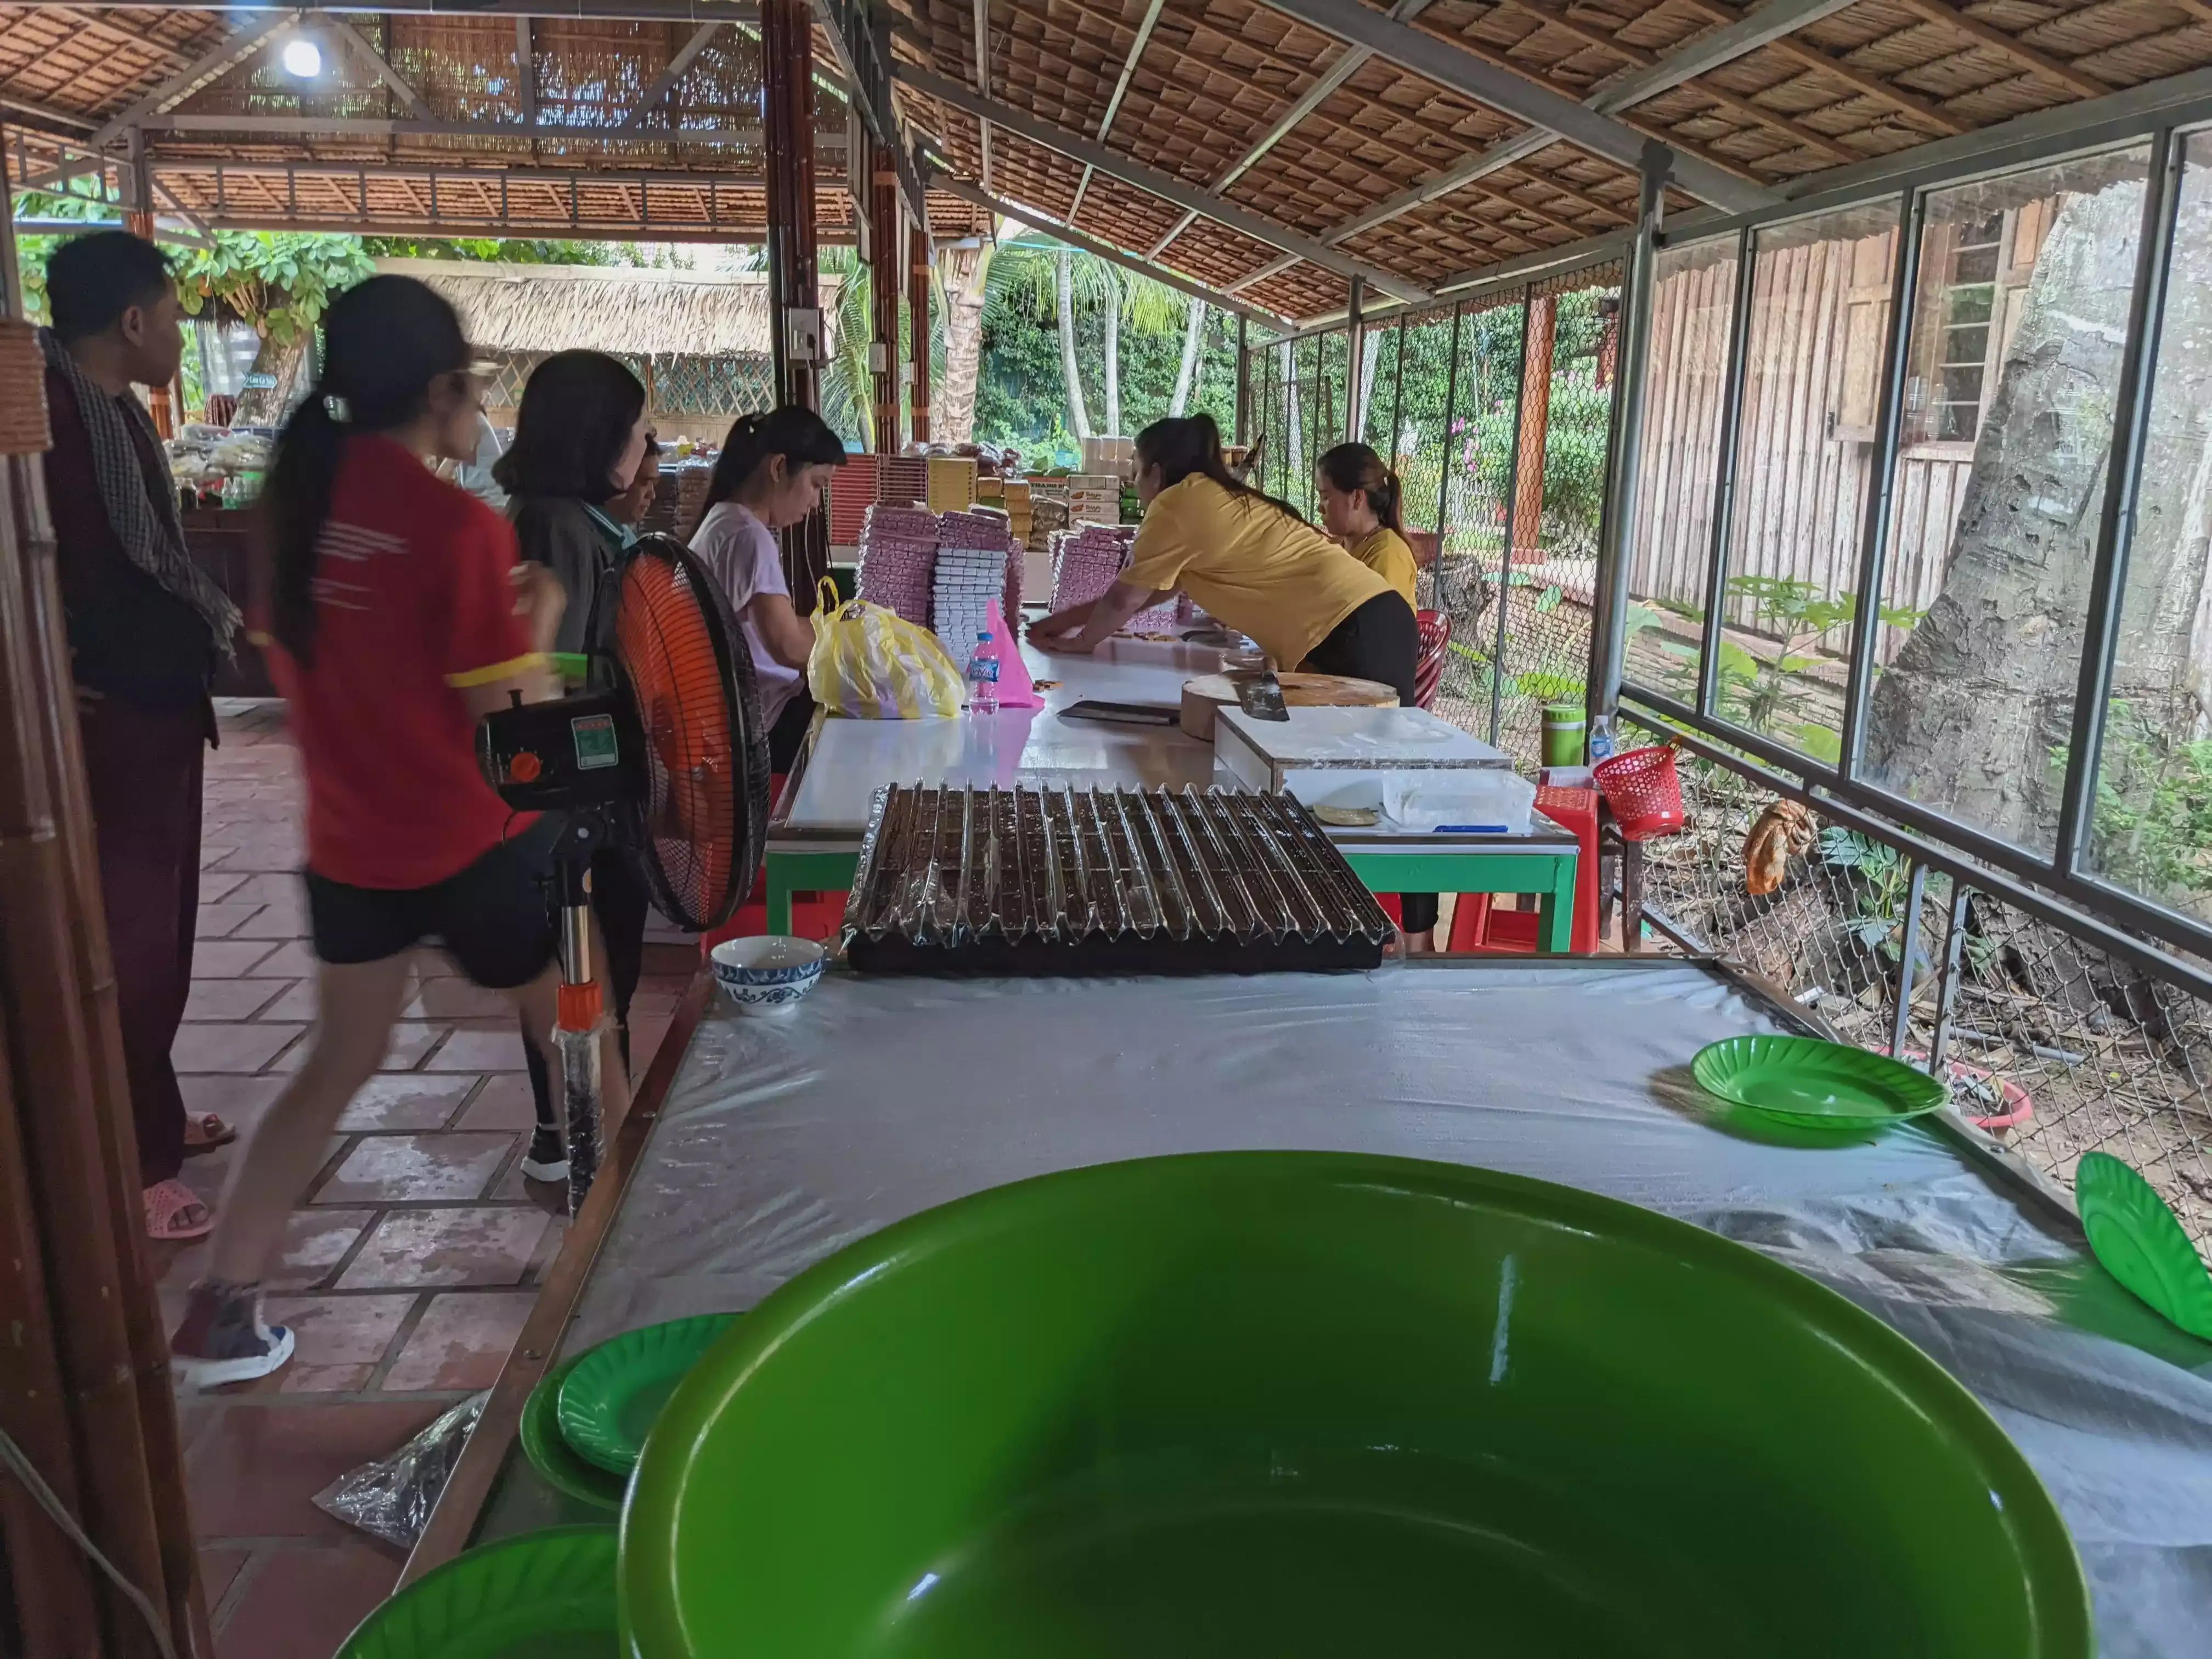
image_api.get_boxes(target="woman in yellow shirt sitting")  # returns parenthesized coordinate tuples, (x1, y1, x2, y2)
(1030, 414, 1437, 949)
(1028, 415, 1418, 705)
(1316, 443, 1419, 611)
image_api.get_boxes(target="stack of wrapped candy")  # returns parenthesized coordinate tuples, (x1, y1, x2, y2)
(855, 505, 941, 627)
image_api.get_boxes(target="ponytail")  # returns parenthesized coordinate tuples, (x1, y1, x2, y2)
(267, 393, 345, 663)
(1316, 443, 1403, 534)
(1136, 413, 1305, 525)
(261, 274, 470, 664)
(687, 405, 847, 540)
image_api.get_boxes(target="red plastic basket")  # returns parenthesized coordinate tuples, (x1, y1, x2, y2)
(1593, 744, 1686, 841)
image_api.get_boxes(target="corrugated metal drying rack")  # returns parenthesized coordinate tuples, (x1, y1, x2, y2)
(842, 783, 1396, 974)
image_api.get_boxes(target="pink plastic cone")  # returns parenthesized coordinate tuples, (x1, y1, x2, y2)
(986, 599, 1042, 709)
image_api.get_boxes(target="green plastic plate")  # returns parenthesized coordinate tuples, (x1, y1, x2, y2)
(520, 1353, 627, 1511)
(1692, 1034, 1948, 1130)
(557, 1313, 738, 1476)
(2075, 1150, 2212, 1341)
(336, 1525, 617, 1659)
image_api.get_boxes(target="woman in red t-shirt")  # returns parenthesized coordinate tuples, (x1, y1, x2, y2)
(172, 276, 629, 1385)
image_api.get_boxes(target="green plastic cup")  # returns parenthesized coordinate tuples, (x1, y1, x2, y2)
(622, 1152, 2087, 1658)
(1542, 702, 1586, 767)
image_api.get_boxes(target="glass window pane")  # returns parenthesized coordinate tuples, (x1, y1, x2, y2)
(1863, 144, 2154, 855)
(2086, 131, 2212, 917)
(1717, 202, 1900, 764)
(1626, 236, 1739, 706)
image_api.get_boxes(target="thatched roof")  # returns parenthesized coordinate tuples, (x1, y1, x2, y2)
(374, 258, 839, 358)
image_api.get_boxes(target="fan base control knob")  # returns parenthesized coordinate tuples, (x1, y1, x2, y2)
(510, 751, 544, 783)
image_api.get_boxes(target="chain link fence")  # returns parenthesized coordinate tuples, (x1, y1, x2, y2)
(1624, 714, 2212, 1262)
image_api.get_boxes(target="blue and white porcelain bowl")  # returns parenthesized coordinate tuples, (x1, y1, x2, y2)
(710, 936, 826, 1010)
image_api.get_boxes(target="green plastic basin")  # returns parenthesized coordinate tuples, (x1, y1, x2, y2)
(622, 1152, 2088, 1658)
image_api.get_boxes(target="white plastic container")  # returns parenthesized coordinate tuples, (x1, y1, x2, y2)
(1383, 769, 1537, 833)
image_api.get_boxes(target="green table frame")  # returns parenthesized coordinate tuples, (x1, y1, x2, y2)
(765, 844, 1579, 953)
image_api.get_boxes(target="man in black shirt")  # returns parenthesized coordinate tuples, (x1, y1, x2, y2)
(41, 231, 242, 1242)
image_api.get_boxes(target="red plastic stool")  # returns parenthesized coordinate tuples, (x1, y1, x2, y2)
(699, 773, 847, 956)
(1446, 786, 1600, 956)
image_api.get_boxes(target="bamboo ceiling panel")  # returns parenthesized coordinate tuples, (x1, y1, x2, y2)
(0, 5, 231, 126)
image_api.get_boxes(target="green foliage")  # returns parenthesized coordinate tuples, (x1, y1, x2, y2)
(974, 239, 1236, 454)
(172, 233, 377, 345)
(1818, 826, 1927, 967)
(2056, 699, 2212, 909)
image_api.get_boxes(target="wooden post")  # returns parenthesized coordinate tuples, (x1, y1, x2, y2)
(1510, 290, 1557, 565)
(910, 242, 932, 445)
(124, 128, 174, 440)
(760, 0, 827, 606)
(0, 130, 211, 1654)
(867, 135, 903, 453)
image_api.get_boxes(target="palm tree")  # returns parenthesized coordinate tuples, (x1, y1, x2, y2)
(938, 241, 991, 444)
(1170, 300, 1207, 417)
(1055, 248, 1094, 441)
(816, 246, 876, 449)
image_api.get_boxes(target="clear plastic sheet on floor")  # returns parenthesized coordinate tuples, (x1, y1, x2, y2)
(315, 1391, 484, 1550)
(551, 962, 2212, 1657)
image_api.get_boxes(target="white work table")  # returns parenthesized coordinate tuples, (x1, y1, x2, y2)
(760, 633, 1577, 948)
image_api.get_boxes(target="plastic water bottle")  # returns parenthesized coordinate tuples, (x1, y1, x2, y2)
(967, 630, 1000, 716)
(1589, 713, 1617, 763)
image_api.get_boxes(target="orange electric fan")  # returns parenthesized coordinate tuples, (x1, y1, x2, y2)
(477, 534, 771, 1208)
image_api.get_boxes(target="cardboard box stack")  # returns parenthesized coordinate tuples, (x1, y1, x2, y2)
(876, 454, 929, 509)
(1066, 473, 1121, 527)
(926, 454, 978, 514)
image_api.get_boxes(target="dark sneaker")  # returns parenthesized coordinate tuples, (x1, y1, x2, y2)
(521, 1126, 569, 1184)
(170, 1280, 294, 1388)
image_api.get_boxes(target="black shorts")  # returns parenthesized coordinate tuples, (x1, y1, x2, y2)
(304, 816, 560, 989)
(1304, 591, 1420, 707)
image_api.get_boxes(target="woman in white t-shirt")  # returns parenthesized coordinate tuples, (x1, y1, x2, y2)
(686, 407, 847, 770)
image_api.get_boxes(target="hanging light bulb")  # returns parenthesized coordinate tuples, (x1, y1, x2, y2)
(281, 38, 323, 78)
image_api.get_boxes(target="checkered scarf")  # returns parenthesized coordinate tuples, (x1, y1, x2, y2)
(41, 328, 241, 656)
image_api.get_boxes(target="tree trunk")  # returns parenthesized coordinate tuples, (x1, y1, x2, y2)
(1170, 300, 1205, 417)
(1357, 326, 1381, 444)
(1102, 267, 1121, 436)
(1057, 249, 1093, 442)
(935, 244, 988, 445)
(1861, 175, 2195, 855)
(230, 332, 309, 428)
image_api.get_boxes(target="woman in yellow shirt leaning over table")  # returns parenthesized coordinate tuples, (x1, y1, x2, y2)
(1028, 415, 1417, 706)
(1316, 442, 1419, 611)
(1029, 414, 1438, 950)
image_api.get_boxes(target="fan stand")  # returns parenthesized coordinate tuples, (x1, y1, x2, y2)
(549, 806, 613, 1217)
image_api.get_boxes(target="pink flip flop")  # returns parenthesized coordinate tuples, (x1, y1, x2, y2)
(144, 1178, 213, 1242)
(182, 1112, 236, 1154)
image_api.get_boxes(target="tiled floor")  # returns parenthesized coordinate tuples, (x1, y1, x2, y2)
(167, 700, 692, 1657)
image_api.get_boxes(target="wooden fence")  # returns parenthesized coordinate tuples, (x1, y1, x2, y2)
(1627, 229, 1967, 664)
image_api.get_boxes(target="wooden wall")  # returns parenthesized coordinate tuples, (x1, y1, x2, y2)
(1627, 230, 1970, 665)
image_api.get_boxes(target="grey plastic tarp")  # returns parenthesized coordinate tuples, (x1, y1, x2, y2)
(523, 961, 2212, 1655)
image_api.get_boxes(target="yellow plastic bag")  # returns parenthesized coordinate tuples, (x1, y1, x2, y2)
(805, 579, 964, 719)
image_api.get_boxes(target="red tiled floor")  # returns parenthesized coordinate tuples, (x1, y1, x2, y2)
(187, 1400, 447, 1539)
(174, 703, 693, 1655)
(173, 1020, 307, 1074)
(381, 1292, 537, 1391)
(216, 1543, 402, 1659)
(336, 1208, 550, 1290)
(257, 1294, 418, 1393)
(192, 939, 282, 978)
(332, 1074, 476, 1133)
(200, 1545, 251, 1614)
(184, 978, 289, 1022)
(454, 1072, 536, 1131)
(422, 1022, 529, 1073)
(313, 1133, 517, 1204)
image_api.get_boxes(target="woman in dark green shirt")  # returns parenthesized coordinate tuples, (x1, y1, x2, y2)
(495, 350, 653, 1181)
